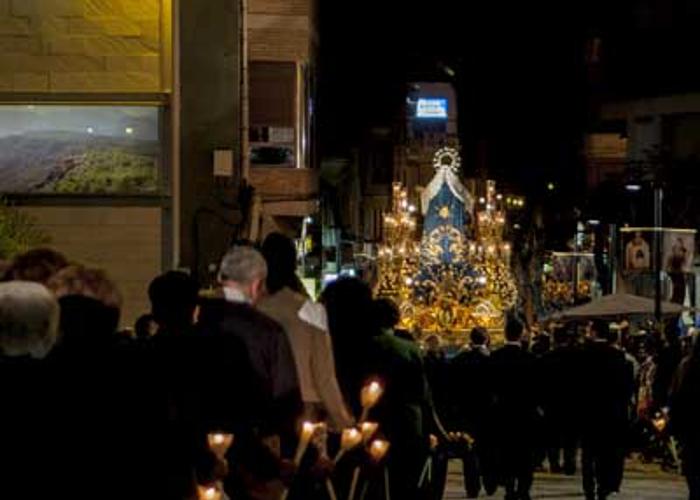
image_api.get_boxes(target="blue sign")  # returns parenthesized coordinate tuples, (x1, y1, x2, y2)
(416, 98, 448, 119)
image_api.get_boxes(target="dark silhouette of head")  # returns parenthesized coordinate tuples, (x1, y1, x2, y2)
(47, 265, 123, 344)
(148, 271, 199, 332)
(4, 248, 68, 284)
(552, 326, 569, 346)
(372, 298, 400, 330)
(590, 319, 610, 341)
(504, 317, 524, 343)
(134, 313, 157, 341)
(261, 232, 306, 295)
(320, 277, 376, 343)
(470, 327, 488, 346)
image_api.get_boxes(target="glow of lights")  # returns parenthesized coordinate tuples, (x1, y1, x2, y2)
(125, 127, 134, 135)
(479, 197, 486, 204)
(361, 381, 384, 410)
(368, 439, 390, 462)
(625, 183, 642, 192)
(197, 485, 222, 500)
(477, 276, 487, 285)
(587, 219, 600, 226)
(86, 127, 94, 134)
(360, 422, 379, 442)
(496, 194, 503, 200)
(207, 432, 234, 458)
(547, 182, 555, 191)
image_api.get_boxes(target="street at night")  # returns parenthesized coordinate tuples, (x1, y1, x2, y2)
(0, 1, 699, 499)
(444, 460, 687, 499)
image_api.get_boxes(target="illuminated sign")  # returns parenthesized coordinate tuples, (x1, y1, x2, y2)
(416, 98, 448, 119)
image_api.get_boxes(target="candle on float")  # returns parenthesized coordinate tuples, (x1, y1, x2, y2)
(207, 432, 234, 459)
(197, 484, 222, 500)
(368, 439, 390, 463)
(359, 422, 379, 443)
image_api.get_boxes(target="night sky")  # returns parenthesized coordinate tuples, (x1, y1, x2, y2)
(319, 1, 700, 201)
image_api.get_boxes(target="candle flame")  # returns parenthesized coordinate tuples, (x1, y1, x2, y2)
(368, 439, 390, 462)
(341, 428, 362, 450)
(360, 422, 379, 441)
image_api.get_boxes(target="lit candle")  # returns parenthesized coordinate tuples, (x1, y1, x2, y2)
(360, 380, 384, 421)
(207, 432, 234, 459)
(293, 421, 317, 465)
(197, 484, 222, 500)
(280, 422, 320, 500)
(360, 422, 379, 443)
(333, 427, 363, 464)
(341, 427, 363, 450)
(368, 439, 390, 463)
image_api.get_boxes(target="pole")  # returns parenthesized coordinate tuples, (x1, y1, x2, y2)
(573, 222, 581, 304)
(653, 186, 663, 322)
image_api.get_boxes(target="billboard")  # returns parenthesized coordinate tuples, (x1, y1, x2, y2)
(416, 98, 448, 119)
(664, 231, 695, 274)
(0, 105, 160, 195)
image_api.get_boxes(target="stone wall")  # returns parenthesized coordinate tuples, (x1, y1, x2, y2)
(20, 206, 162, 328)
(0, 0, 170, 92)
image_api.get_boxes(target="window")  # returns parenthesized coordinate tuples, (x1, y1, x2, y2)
(0, 105, 161, 195)
(249, 62, 297, 167)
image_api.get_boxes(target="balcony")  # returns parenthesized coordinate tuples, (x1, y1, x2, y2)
(250, 167, 318, 216)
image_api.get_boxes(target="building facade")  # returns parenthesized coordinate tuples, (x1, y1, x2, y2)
(0, 0, 318, 324)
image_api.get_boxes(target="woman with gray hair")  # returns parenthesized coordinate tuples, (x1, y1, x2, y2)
(0, 281, 60, 498)
(0, 280, 59, 359)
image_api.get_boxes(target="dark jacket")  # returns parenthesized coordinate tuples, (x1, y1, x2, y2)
(578, 341, 634, 439)
(451, 346, 492, 433)
(489, 343, 540, 443)
(196, 298, 301, 437)
(539, 344, 583, 427)
(0, 355, 59, 499)
(47, 295, 175, 499)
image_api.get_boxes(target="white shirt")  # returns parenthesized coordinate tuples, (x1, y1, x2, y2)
(223, 286, 249, 304)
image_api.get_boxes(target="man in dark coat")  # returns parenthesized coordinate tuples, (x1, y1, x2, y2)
(197, 245, 302, 499)
(451, 327, 498, 498)
(579, 320, 634, 500)
(539, 326, 581, 475)
(490, 318, 540, 500)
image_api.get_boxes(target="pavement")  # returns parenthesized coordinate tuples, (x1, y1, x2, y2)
(443, 459, 688, 499)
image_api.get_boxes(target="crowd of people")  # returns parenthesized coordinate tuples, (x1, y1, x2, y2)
(0, 237, 698, 500)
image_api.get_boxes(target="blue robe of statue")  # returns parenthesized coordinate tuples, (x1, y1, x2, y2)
(413, 166, 477, 305)
(423, 182, 468, 264)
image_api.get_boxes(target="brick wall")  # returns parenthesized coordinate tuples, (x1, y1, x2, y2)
(0, 0, 169, 92)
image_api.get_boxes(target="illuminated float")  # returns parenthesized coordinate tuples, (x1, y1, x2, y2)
(375, 147, 517, 341)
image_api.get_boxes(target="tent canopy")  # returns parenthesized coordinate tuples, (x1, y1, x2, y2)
(551, 293, 686, 321)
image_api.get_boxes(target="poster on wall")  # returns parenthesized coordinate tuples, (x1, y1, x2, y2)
(0, 105, 160, 195)
(664, 230, 696, 274)
(623, 230, 652, 272)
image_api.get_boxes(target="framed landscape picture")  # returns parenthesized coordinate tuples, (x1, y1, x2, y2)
(0, 105, 161, 195)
